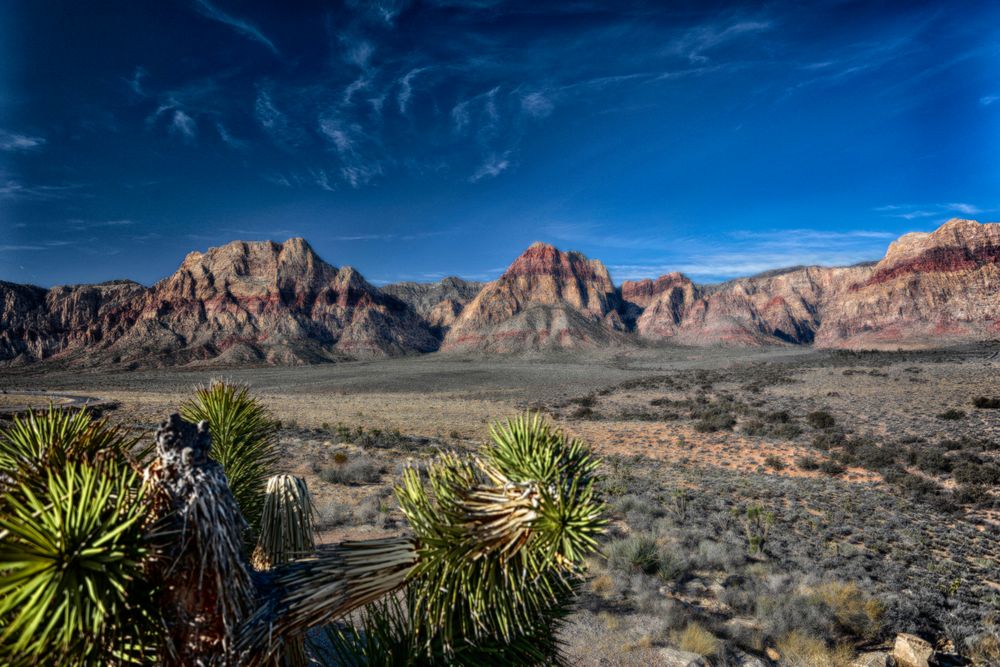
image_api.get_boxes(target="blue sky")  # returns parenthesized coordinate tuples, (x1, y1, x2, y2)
(2, 0, 998, 287)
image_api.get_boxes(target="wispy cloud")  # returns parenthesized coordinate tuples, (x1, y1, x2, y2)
(470, 151, 511, 182)
(170, 110, 197, 141)
(674, 18, 772, 63)
(0, 131, 46, 152)
(397, 67, 427, 114)
(0, 245, 46, 252)
(875, 202, 986, 220)
(981, 94, 999, 106)
(192, 0, 279, 56)
(0, 180, 83, 201)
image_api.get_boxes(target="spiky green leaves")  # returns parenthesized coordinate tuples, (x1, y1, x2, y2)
(393, 413, 605, 662)
(0, 406, 138, 482)
(181, 381, 280, 538)
(0, 461, 150, 665)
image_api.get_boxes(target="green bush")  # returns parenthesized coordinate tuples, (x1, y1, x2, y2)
(937, 409, 965, 421)
(608, 534, 660, 575)
(806, 411, 836, 429)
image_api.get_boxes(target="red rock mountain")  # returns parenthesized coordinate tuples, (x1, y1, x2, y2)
(441, 242, 626, 352)
(2, 219, 997, 365)
(1, 239, 437, 366)
(815, 218, 1000, 347)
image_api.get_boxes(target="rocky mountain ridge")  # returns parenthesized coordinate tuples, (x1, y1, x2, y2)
(2, 219, 996, 366)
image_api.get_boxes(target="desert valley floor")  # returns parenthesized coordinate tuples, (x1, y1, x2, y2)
(2, 345, 999, 665)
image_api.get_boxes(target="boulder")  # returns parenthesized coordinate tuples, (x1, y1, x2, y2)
(892, 633, 934, 667)
(657, 647, 708, 666)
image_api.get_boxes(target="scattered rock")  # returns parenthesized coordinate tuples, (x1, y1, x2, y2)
(852, 651, 888, 667)
(657, 647, 708, 666)
(893, 633, 934, 667)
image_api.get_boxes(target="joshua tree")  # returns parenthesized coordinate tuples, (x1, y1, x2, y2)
(0, 387, 605, 666)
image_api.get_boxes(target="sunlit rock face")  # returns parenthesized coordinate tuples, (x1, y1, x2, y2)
(1, 238, 437, 366)
(442, 242, 627, 353)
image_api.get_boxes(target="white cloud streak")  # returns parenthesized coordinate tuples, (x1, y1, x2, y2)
(0, 131, 46, 152)
(192, 0, 280, 56)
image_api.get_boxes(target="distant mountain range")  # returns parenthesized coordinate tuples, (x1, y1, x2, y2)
(2, 218, 997, 367)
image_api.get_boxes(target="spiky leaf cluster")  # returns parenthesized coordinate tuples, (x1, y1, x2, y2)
(393, 413, 605, 662)
(180, 381, 280, 538)
(0, 406, 137, 483)
(0, 409, 152, 666)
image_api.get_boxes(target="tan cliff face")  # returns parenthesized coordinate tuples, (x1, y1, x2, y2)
(815, 219, 1000, 348)
(441, 242, 626, 353)
(2, 219, 997, 365)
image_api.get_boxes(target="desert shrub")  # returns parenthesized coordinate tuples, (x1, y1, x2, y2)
(972, 396, 1000, 409)
(674, 622, 720, 658)
(772, 422, 803, 439)
(813, 581, 885, 641)
(737, 504, 775, 555)
(812, 431, 845, 450)
(937, 409, 965, 421)
(953, 484, 990, 505)
(766, 410, 792, 423)
(764, 455, 786, 471)
(806, 411, 836, 429)
(695, 539, 746, 571)
(914, 449, 952, 474)
(775, 630, 853, 667)
(818, 459, 845, 476)
(954, 462, 1000, 486)
(320, 457, 383, 485)
(848, 442, 897, 470)
(796, 455, 820, 471)
(607, 534, 660, 575)
(694, 413, 736, 432)
(181, 381, 280, 537)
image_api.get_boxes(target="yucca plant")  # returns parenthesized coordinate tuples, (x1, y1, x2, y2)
(0, 410, 153, 666)
(181, 381, 280, 538)
(252, 474, 316, 570)
(0, 406, 138, 481)
(2, 390, 604, 666)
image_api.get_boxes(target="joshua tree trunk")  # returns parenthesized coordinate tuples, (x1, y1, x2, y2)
(144, 414, 418, 666)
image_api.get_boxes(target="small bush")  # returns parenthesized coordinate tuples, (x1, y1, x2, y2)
(694, 413, 736, 432)
(607, 534, 659, 575)
(764, 455, 786, 471)
(674, 622, 720, 658)
(320, 458, 383, 485)
(818, 459, 845, 476)
(806, 411, 836, 429)
(972, 396, 1000, 409)
(796, 455, 820, 471)
(937, 409, 965, 421)
(776, 630, 853, 667)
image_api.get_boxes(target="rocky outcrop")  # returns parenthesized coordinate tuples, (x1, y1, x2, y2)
(381, 276, 483, 337)
(629, 219, 998, 348)
(441, 242, 626, 352)
(0, 280, 148, 364)
(1, 239, 437, 366)
(815, 219, 1000, 348)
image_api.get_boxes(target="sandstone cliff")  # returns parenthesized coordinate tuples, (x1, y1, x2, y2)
(441, 242, 626, 352)
(815, 218, 1000, 348)
(0, 239, 437, 366)
(2, 219, 997, 365)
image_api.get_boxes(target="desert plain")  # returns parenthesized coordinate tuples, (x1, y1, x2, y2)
(2, 343, 998, 665)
